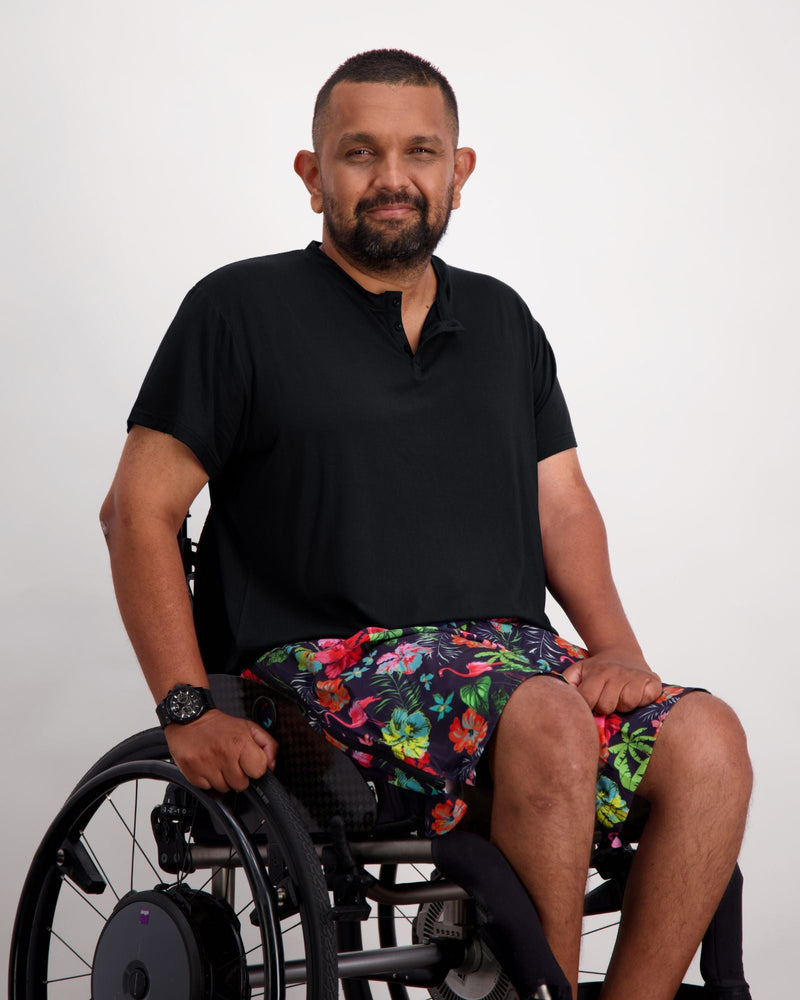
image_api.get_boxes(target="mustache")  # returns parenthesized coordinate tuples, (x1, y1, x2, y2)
(355, 190, 427, 216)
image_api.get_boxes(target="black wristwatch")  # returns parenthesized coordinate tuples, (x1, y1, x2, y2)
(156, 684, 215, 728)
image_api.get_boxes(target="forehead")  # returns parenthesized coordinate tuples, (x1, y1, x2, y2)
(321, 81, 454, 146)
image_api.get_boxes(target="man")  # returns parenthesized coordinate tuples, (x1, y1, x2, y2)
(101, 49, 751, 999)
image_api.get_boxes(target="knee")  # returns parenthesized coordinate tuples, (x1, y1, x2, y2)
(491, 676, 599, 780)
(649, 693, 752, 801)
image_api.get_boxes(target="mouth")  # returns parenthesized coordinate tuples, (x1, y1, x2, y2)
(366, 204, 418, 221)
(357, 193, 426, 223)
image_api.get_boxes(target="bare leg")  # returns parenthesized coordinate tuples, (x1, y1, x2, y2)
(489, 675, 599, 995)
(600, 693, 752, 1000)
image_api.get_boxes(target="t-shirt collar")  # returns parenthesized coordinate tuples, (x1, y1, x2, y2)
(305, 240, 459, 326)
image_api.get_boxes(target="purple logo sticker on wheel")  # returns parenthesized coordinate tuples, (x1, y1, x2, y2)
(139, 908, 151, 925)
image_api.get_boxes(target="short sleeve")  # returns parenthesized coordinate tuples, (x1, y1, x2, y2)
(529, 318, 577, 462)
(127, 285, 248, 477)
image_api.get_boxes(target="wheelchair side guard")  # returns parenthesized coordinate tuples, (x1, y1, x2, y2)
(211, 673, 380, 836)
(431, 830, 572, 1000)
(699, 865, 751, 998)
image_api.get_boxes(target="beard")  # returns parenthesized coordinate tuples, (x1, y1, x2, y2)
(322, 185, 453, 273)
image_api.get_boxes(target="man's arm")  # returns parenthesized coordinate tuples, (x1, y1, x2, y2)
(538, 448, 662, 714)
(100, 425, 278, 791)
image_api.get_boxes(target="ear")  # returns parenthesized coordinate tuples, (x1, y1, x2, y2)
(451, 146, 477, 210)
(294, 149, 324, 214)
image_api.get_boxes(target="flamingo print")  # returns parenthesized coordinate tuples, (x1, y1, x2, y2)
(325, 695, 380, 729)
(437, 661, 497, 678)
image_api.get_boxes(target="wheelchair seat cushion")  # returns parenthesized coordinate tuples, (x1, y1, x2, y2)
(245, 618, 699, 841)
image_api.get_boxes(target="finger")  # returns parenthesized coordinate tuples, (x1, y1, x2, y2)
(185, 769, 212, 791)
(240, 741, 270, 781)
(617, 675, 661, 712)
(561, 662, 583, 686)
(593, 683, 621, 716)
(249, 724, 279, 754)
(187, 764, 230, 794)
(219, 761, 250, 793)
(573, 669, 607, 711)
(614, 681, 641, 714)
(644, 675, 663, 703)
(169, 748, 214, 790)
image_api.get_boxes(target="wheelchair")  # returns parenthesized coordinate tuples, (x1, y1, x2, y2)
(10, 669, 751, 1000)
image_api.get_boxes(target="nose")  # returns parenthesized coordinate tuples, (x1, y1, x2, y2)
(372, 151, 409, 194)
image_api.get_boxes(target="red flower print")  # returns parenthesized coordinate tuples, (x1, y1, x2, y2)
(314, 631, 370, 679)
(595, 713, 623, 764)
(452, 634, 499, 650)
(315, 678, 351, 712)
(655, 685, 682, 703)
(449, 708, 488, 755)
(430, 797, 468, 835)
(403, 750, 437, 775)
(554, 636, 587, 661)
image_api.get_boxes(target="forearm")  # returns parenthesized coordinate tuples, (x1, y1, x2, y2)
(100, 426, 275, 791)
(102, 508, 209, 703)
(541, 490, 644, 660)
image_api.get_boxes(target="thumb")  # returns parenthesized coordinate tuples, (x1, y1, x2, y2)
(561, 661, 583, 687)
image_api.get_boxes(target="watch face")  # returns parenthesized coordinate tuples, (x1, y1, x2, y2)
(168, 686, 204, 721)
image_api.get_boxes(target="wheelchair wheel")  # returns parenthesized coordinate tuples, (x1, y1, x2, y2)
(10, 743, 337, 1000)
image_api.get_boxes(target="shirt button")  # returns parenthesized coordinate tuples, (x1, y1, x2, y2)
(392, 297, 400, 307)
(394, 321, 403, 331)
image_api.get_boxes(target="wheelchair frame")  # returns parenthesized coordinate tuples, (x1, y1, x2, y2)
(10, 672, 750, 1000)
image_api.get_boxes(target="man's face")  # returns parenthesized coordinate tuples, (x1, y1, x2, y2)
(311, 82, 463, 273)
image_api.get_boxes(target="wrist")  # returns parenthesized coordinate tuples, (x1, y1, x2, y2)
(585, 646, 652, 670)
(156, 684, 216, 728)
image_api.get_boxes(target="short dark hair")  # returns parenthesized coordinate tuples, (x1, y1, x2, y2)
(312, 48, 459, 150)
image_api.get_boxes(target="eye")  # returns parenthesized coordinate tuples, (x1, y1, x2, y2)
(346, 147, 373, 158)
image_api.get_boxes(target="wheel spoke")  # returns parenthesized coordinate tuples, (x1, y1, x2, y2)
(42, 971, 92, 985)
(47, 926, 92, 969)
(235, 896, 256, 919)
(581, 919, 620, 937)
(194, 849, 238, 895)
(61, 874, 111, 922)
(130, 779, 139, 891)
(81, 833, 121, 903)
(13, 758, 337, 1000)
(106, 793, 163, 883)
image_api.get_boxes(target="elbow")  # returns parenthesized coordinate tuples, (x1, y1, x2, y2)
(99, 490, 116, 544)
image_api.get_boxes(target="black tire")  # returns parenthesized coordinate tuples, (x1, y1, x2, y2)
(10, 738, 337, 1000)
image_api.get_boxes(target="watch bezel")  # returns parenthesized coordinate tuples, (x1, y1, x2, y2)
(156, 684, 214, 727)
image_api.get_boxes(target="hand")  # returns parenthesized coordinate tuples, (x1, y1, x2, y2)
(165, 709, 279, 793)
(561, 651, 662, 715)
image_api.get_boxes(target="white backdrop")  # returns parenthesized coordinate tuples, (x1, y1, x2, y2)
(3, 2, 798, 994)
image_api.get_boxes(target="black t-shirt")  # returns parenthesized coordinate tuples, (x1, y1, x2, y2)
(129, 243, 577, 672)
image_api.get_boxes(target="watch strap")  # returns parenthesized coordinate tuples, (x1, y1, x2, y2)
(155, 684, 215, 727)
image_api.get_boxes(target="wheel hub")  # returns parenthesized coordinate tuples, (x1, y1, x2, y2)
(92, 886, 248, 999)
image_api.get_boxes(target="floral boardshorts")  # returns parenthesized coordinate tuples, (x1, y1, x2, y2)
(244, 618, 697, 841)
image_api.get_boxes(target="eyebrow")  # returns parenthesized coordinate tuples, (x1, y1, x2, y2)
(336, 131, 446, 149)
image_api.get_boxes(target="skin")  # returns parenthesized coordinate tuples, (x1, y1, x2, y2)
(101, 79, 752, 999)
(294, 81, 476, 352)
